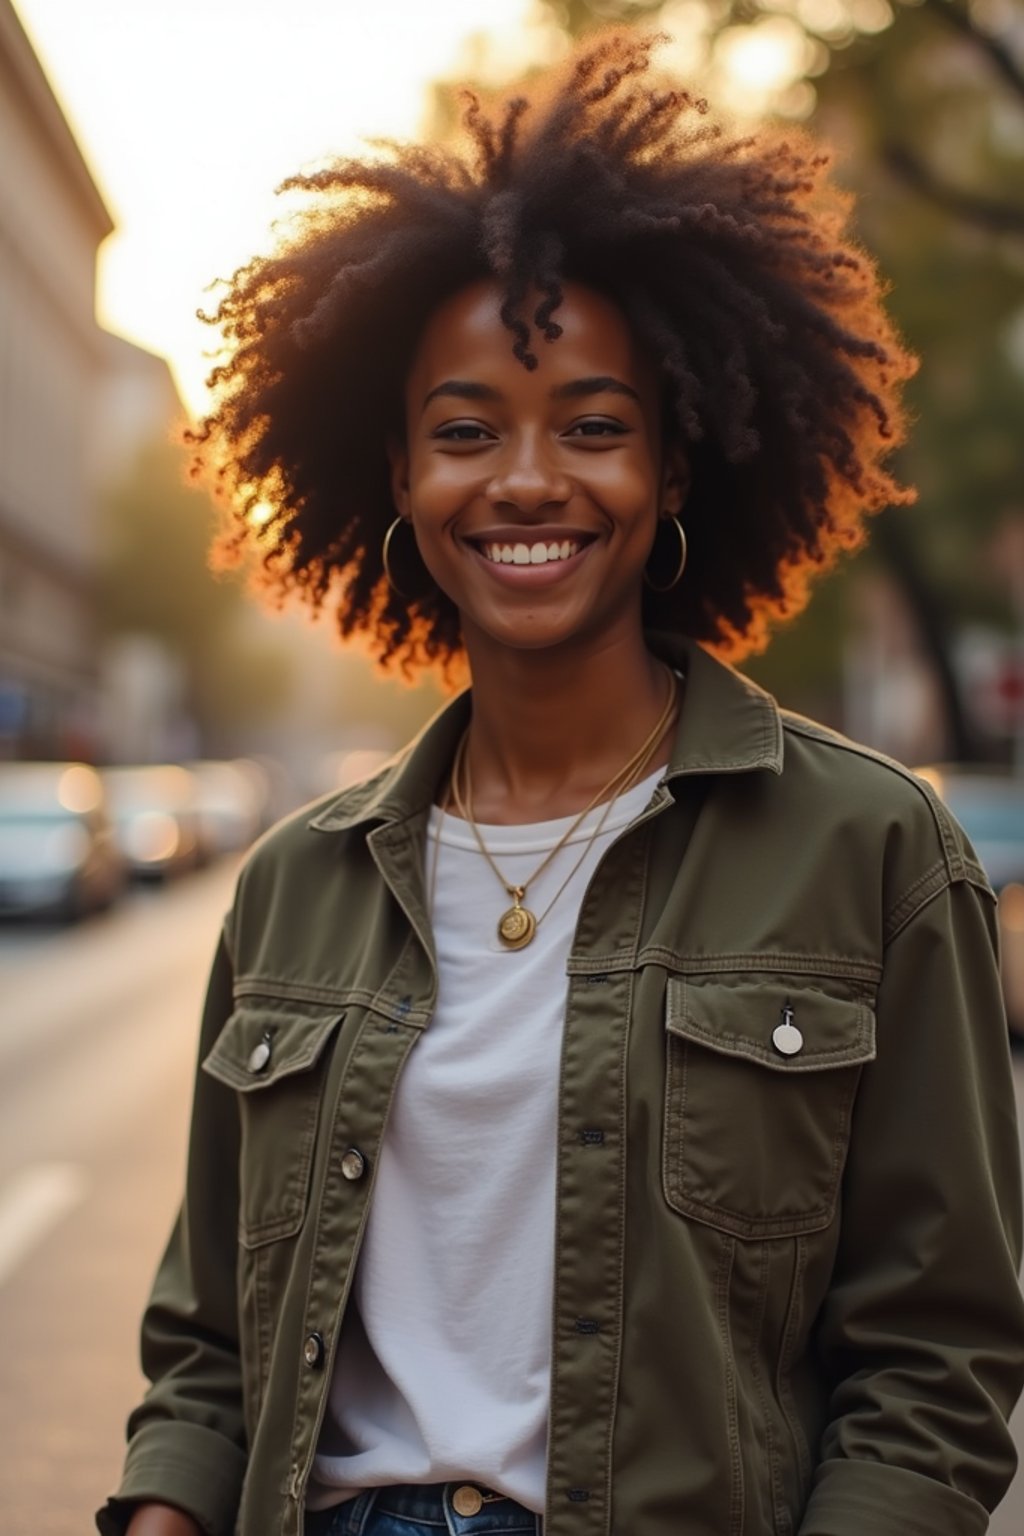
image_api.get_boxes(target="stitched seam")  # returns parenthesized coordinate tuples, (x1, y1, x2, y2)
(765, 1249, 793, 1536)
(205, 1014, 343, 1093)
(603, 962, 633, 1536)
(602, 833, 649, 1536)
(675, 1192, 833, 1239)
(747, 1240, 778, 1535)
(884, 878, 960, 947)
(255, 1244, 272, 1430)
(641, 950, 883, 982)
(669, 1025, 873, 1072)
(776, 1238, 811, 1489)
(716, 1234, 743, 1536)
(883, 862, 949, 941)
(233, 976, 433, 1024)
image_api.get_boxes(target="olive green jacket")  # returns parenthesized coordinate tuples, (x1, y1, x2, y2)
(100, 637, 1024, 1536)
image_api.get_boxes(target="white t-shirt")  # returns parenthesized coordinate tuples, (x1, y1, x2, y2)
(309, 766, 665, 1513)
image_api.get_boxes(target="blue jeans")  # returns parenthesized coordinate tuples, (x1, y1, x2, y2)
(306, 1483, 542, 1536)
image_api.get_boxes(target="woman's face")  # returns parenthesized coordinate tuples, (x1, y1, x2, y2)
(390, 277, 686, 661)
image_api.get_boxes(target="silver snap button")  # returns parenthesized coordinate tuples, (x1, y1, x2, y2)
(772, 1022, 803, 1056)
(247, 1037, 272, 1073)
(341, 1148, 366, 1181)
(303, 1332, 325, 1368)
(772, 1004, 803, 1057)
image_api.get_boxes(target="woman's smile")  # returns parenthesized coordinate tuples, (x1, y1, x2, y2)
(463, 524, 596, 588)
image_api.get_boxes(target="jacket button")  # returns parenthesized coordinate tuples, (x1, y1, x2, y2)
(303, 1332, 325, 1368)
(773, 1003, 803, 1057)
(341, 1148, 366, 1181)
(247, 1035, 272, 1073)
(772, 1021, 804, 1056)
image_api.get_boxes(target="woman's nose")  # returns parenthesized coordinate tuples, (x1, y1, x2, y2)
(485, 432, 572, 514)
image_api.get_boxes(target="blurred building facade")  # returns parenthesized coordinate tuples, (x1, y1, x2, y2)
(0, 0, 182, 763)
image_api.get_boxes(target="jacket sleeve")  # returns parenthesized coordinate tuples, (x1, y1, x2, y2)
(800, 872, 1024, 1536)
(96, 925, 247, 1536)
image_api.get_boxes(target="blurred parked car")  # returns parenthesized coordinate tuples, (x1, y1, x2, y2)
(0, 762, 124, 919)
(188, 758, 268, 857)
(914, 764, 1024, 1039)
(102, 765, 203, 880)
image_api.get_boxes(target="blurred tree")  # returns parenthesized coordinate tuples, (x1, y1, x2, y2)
(99, 440, 449, 768)
(98, 438, 293, 753)
(516, 0, 1024, 755)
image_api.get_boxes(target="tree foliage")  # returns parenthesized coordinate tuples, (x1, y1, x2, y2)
(98, 439, 293, 749)
(529, 0, 1024, 752)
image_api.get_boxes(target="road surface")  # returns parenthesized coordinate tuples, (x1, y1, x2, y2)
(1, 863, 1022, 1534)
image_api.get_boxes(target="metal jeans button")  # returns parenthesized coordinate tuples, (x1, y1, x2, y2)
(452, 1486, 483, 1517)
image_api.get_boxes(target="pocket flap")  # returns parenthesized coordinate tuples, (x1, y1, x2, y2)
(202, 1001, 343, 1092)
(666, 977, 875, 1073)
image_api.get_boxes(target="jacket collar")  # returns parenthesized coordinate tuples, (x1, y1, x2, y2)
(308, 635, 783, 835)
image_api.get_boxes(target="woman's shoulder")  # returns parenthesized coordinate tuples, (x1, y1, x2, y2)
(775, 708, 992, 912)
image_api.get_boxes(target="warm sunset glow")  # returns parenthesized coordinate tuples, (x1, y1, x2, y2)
(12, 0, 543, 418)
(714, 16, 811, 107)
(11, 0, 837, 418)
(249, 499, 276, 529)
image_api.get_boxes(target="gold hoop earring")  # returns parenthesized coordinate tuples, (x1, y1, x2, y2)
(644, 515, 687, 593)
(382, 516, 417, 600)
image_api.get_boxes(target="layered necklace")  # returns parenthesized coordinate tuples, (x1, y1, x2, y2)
(439, 667, 679, 951)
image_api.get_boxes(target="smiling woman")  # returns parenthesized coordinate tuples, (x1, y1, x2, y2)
(192, 28, 914, 678)
(103, 27, 1024, 1536)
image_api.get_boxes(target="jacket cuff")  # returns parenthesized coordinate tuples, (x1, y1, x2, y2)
(95, 1419, 247, 1536)
(799, 1460, 989, 1536)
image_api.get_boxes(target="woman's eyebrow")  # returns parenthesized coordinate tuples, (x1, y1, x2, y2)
(422, 380, 500, 409)
(422, 375, 641, 410)
(551, 376, 641, 403)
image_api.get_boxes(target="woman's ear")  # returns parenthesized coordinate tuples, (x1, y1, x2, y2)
(386, 436, 412, 521)
(661, 441, 691, 519)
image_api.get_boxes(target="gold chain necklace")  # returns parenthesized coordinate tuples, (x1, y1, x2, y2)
(444, 668, 679, 951)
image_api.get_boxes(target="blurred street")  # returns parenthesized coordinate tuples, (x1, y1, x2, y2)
(0, 862, 1023, 1536)
(0, 860, 236, 1536)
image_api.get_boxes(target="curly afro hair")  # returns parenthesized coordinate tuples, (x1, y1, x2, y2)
(193, 28, 916, 676)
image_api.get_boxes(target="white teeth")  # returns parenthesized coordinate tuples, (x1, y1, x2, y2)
(480, 539, 582, 566)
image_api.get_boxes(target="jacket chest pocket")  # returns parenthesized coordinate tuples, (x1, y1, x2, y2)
(202, 1000, 343, 1248)
(663, 976, 876, 1240)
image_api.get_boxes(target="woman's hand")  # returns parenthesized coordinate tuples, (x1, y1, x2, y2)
(124, 1504, 203, 1536)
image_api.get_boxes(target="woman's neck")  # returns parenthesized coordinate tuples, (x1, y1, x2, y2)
(456, 626, 672, 824)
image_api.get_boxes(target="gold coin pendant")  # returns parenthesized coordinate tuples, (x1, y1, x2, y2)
(498, 904, 537, 950)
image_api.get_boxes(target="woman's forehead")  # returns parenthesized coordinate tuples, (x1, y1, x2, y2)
(405, 277, 656, 399)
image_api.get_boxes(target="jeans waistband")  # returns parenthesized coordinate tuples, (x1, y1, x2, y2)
(336, 1482, 540, 1534)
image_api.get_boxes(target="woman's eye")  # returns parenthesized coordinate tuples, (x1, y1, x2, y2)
(566, 419, 628, 438)
(433, 423, 492, 442)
